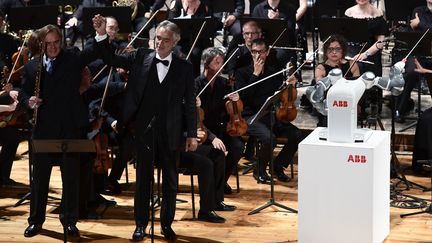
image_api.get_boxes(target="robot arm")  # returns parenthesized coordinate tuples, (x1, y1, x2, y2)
(372, 61, 405, 96)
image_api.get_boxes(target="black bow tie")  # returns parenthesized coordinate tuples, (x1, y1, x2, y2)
(155, 58, 169, 66)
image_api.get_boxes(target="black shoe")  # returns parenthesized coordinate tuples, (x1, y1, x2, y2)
(274, 170, 291, 182)
(215, 202, 236, 211)
(24, 224, 42, 237)
(96, 194, 117, 207)
(66, 225, 80, 240)
(161, 225, 177, 241)
(394, 111, 405, 123)
(224, 184, 233, 194)
(132, 226, 147, 241)
(253, 173, 272, 184)
(198, 210, 226, 223)
(107, 178, 122, 194)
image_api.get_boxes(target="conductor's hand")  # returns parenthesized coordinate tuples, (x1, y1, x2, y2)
(185, 137, 198, 152)
(93, 14, 107, 35)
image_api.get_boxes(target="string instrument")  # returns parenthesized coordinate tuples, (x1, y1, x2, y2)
(92, 68, 115, 174)
(196, 100, 208, 144)
(225, 75, 247, 136)
(8, 47, 29, 84)
(0, 102, 28, 128)
(276, 62, 298, 123)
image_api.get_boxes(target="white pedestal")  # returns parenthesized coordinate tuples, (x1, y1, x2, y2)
(298, 127, 390, 243)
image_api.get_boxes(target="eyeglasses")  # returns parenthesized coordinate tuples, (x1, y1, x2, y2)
(251, 49, 267, 55)
(327, 47, 342, 53)
(243, 32, 261, 36)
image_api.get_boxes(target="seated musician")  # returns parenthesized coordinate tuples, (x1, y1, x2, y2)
(195, 47, 245, 194)
(314, 34, 360, 126)
(395, 0, 432, 123)
(345, 0, 386, 116)
(411, 59, 432, 174)
(251, 0, 296, 67)
(0, 86, 20, 186)
(65, 0, 149, 46)
(236, 38, 303, 184)
(179, 122, 236, 223)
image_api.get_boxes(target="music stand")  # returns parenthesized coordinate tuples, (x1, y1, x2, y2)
(384, 0, 425, 22)
(32, 139, 95, 243)
(248, 89, 298, 215)
(8, 5, 58, 31)
(318, 17, 369, 43)
(210, 0, 235, 13)
(240, 17, 294, 47)
(82, 7, 132, 35)
(170, 17, 218, 41)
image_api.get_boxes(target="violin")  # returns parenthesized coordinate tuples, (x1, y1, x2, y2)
(225, 75, 248, 136)
(196, 99, 208, 144)
(276, 62, 298, 123)
(7, 47, 29, 85)
(93, 129, 112, 174)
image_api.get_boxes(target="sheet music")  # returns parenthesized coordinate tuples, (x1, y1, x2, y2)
(249, 90, 281, 125)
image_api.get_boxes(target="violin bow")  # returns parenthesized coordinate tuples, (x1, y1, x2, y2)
(343, 42, 368, 78)
(98, 67, 114, 117)
(224, 36, 332, 99)
(92, 10, 161, 82)
(197, 47, 239, 97)
(268, 28, 287, 52)
(186, 20, 207, 61)
(6, 34, 30, 84)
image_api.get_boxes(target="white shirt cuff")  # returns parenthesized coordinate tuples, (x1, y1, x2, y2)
(95, 33, 108, 42)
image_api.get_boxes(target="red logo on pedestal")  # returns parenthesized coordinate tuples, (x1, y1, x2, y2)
(333, 100, 348, 107)
(347, 155, 367, 163)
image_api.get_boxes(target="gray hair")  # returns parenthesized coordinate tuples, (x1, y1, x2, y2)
(156, 20, 181, 42)
(201, 47, 225, 67)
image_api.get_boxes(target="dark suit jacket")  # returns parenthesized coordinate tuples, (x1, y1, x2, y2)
(95, 39, 197, 150)
(21, 48, 96, 139)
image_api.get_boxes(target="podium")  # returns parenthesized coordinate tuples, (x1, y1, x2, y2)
(298, 127, 390, 243)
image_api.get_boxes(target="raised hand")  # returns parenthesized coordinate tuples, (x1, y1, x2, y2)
(92, 14, 107, 36)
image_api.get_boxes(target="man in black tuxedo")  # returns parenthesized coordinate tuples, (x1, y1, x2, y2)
(93, 15, 198, 241)
(20, 24, 96, 240)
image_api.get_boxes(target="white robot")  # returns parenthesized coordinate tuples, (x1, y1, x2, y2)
(305, 61, 406, 143)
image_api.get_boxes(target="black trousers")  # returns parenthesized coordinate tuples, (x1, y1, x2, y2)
(246, 114, 303, 173)
(28, 153, 80, 226)
(134, 131, 178, 228)
(0, 127, 20, 182)
(179, 145, 225, 212)
(220, 133, 244, 182)
(412, 107, 432, 170)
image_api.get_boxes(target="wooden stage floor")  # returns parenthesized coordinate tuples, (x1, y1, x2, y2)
(0, 141, 431, 243)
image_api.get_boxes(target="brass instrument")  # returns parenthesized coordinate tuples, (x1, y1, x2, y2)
(63, 5, 76, 15)
(112, 0, 138, 20)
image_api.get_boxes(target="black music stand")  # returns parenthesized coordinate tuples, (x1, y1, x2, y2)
(240, 17, 294, 47)
(8, 5, 58, 31)
(211, 0, 235, 13)
(248, 90, 297, 215)
(318, 17, 369, 43)
(170, 17, 219, 41)
(384, 0, 425, 22)
(394, 32, 432, 132)
(82, 7, 132, 35)
(32, 139, 95, 243)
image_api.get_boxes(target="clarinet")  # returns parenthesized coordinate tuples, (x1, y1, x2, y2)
(30, 50, 43, 126)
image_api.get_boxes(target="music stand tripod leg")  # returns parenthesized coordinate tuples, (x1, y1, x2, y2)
(248, 105, 297, 215)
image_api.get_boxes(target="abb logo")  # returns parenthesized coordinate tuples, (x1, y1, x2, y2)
(332, 100, 348, 107)
(347, 155, 367, 163)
